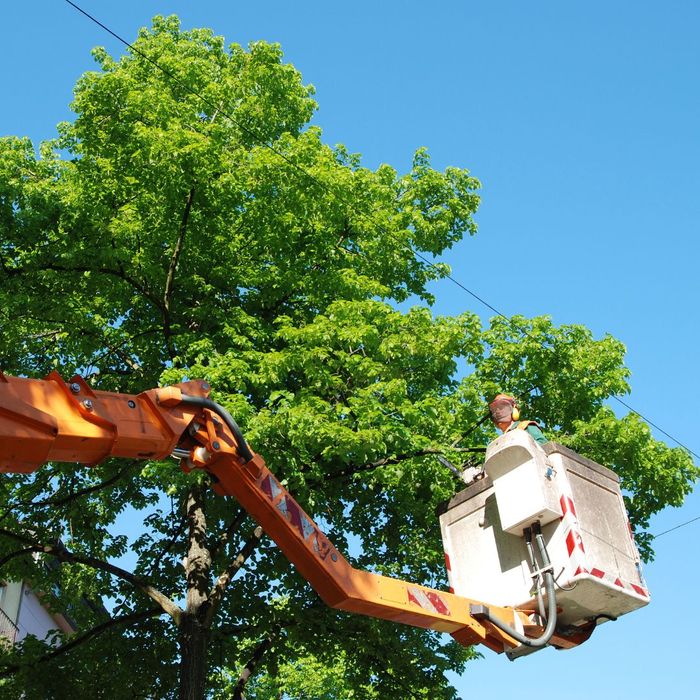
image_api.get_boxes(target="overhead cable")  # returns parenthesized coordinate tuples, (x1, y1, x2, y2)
(413, 250, 700, 461)
(63, 0, 698, 463)
(653, 514, 700, 539)
(63, 0, 330, 195)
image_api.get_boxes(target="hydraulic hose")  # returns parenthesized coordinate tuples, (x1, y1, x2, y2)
(179, 394, 255, 463)
(471, 531, 558, 649)
(524, 532, 547, 621)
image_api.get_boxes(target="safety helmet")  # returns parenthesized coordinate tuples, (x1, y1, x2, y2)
(488, 394, 520, 423)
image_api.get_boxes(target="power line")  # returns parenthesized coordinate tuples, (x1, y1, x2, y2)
(654, 514, 700, 539)
(611, 396, 699, 460)
(413, 250, 700, 461)
(413, 250, 509, 320)
(63, 1, 698, 463)
(63, 0, 332, 196)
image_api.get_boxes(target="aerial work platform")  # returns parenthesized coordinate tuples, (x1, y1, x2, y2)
(439, 431, 649, 630)
(0, 371, 650, 657)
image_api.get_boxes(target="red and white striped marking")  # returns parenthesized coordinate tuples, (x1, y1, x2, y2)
(407, 587, 451, 616)
(444, 552, 454, 593)
(559, 494, 649, 598)
(559, 493, 587, 575)
(587, 567, 649, 598)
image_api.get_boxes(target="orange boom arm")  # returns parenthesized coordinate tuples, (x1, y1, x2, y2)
(0, 371, 573, 654)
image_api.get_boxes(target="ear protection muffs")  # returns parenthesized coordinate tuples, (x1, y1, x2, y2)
(489, 394, 521, 423)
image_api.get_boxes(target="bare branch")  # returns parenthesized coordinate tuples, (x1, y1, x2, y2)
(0, 528, 183, 624)
(231, 625, 280, 700)
(205, 526, 263, 627)
(144, 516, 188, 578)
(209, 508, 246, 560)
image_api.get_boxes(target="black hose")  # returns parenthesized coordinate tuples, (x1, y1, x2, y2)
(179, 394, 255, 463)
(524, 528, 547, 621)
(471, 532, 558, 649)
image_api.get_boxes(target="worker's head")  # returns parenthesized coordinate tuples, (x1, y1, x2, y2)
(489, 394, 520, 429)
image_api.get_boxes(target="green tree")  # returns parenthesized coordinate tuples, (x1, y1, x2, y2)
(0, 16, 695, 699)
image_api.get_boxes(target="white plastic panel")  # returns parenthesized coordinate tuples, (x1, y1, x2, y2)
(438, 436, 649, 629)
(441, 481, 532, 606)
(483, 431, 562, 534)
(16, 587, 60, 643)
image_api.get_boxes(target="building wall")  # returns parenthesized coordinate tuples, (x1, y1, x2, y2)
(16, 585, 63, 643)
(1, 581, 73, 645)
(0, 581, 21, 643)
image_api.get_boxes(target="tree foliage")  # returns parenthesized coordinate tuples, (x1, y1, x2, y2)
(0, 16, 696, 699)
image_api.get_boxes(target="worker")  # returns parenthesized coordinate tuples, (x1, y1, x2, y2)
(488, 394, 548, 446)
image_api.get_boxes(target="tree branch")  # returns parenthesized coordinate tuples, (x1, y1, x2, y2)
(97, 341, 142, 374)
(205, 526, 263, 627)
(0, 255, 162, 320)
(144, 516, 188, 578)
(39, 262, 163, 313)
(0, 528, 183, 624)
(326, 447, 443, 482)
(88, 326, 160, 375)
(0, 607, 162, 677)
(0, 546, 41, 569)
(215, 601, 323, 641)
(24, 462, 136, 510)
(231, 624, 280, 700)
(0, 462, 137, 525)
(209, 508, 247, 560)
(213, 623, 256, 638)
(163, 186, 196, 359)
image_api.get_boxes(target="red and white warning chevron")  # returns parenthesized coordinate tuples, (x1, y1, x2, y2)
(558, 493, 649, 598)
(559, 493, 587, 576)
(587, 566, 649, 598)
(444, 552, 454, 593)
(407, 586, 451, 616)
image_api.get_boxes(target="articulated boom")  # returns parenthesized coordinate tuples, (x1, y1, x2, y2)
(0, 371, 585, 655)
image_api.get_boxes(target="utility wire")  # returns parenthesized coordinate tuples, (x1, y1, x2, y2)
(414, 249, 700, 461)
(413, 250, 509, 320)
(63, 0, 332, 196)
(63, 0, 698, 463)
(654, 514, 700, 539)
(611, 396, 698, 460)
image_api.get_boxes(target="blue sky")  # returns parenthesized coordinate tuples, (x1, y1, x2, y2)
(3, 2, 699, 697)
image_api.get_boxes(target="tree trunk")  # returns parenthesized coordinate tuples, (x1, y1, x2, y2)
(178, 484, 213, 700)
(178, 613, 211, 700)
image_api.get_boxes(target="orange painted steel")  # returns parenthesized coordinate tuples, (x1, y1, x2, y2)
(204, 451, 525, 650)
(0, 372, 532, 653)
(0, 371, 208, 472)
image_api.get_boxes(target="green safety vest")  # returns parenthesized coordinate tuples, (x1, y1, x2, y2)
(507, 420, 548, 446)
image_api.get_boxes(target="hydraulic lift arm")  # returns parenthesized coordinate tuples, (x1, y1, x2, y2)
(0, 371, 565, 654)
